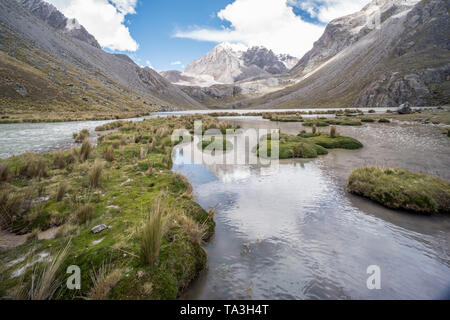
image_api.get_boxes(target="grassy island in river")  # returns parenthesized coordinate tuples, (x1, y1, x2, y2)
(348, 167, 450, 214)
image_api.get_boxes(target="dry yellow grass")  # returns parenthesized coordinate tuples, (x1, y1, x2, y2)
(88, 263, 122, 300)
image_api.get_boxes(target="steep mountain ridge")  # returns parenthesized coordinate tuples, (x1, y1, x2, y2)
(290, 0, 421, 77)
(16, 0, 101, 49)
(0, 0, 203, 114)
(240, 0, 449, 108)
(166, 43, 299, 86)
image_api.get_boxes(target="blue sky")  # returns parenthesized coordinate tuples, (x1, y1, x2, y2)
(126, 0, 235, 71)
(47, 0, 369, 72)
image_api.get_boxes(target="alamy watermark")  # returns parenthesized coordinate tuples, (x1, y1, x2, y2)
(170, 120, 280, 170)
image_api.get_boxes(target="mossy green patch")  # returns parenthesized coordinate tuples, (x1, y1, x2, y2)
(256, 133, 362, 159)
(0, 116, 218, 300)
(348, 167, 450, 214)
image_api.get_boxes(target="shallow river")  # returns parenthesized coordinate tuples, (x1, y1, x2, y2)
(173, 118, 450, 300)
(1, 111, 448, 299)
(0, 107, 396, 159)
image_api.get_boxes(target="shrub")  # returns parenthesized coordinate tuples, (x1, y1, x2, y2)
(378, 118, 391, 123)
(75, 204, 94, 224)
(89, 160, 104, 189)
(141, 194, 166, 265)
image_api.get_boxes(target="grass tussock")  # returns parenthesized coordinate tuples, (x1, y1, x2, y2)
(75, 204, 94, 225)
(80, 139, 92, 162)
(174, 215, 208, 245)
(330, 126, 337, 138)
(104, 146, 114, 162)
(55, 181, 67, 202)
(0, 191, 25, 231)
(348, 167, 450, 214)
(88, 263, 122, 300)
(0, 163, 9, 181)
(19, 158, 48, 180)
(14, 241, 71, 300)
(73, 129, 90, 143)
(89, 160, 104, 189)
(141, 194, 166, 266)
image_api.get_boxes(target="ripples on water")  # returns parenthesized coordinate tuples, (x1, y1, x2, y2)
(1, 112, 449, 299)
(173, 120, 450, 300)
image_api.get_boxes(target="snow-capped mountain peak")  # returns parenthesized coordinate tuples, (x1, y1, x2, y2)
(175, 42, 298, 86)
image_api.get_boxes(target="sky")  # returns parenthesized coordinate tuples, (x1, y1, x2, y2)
(45, 0, 370, 72)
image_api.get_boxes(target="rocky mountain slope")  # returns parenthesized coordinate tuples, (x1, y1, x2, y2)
(163, 42, 298, 86)
(0, 0, 202, 116)
(17, 0, 101, 49)
(241, 0, 449, 108)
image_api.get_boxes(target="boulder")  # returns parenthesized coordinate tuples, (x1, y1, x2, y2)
(397, 103, 412, 114)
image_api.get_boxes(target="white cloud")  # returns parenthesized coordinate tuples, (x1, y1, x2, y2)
(145, 60, 153, 68)
(174, 0, 370, 57)
(174, 0, 323, 57)
(171, 61, 182, 65)
(46, 0, 139, 51)
(291, 0, 369, 23)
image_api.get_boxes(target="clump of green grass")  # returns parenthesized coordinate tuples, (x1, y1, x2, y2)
(378, 118, 391, 123)
(55, 182, 67, 202)
(14, 241, 71, 300)
(0, 191, 25, 230)
(19, 158, 48, 180)
(307, 135, 363, 150)
(361, 118, 375, 123)
(348, 167, 450, 214)
(52, 152, 66, 170)
(141, 194, 166, 266)
(104, 146, 114, 162)
(80, 139, 92, 162)
(199, 136, 233, 151)
(73, 129, 90, 143)
(88, 262, 122, 300)
(75, 204, 94, 224)
(89, 160, 104, 189)
(0, 163, 9, 181)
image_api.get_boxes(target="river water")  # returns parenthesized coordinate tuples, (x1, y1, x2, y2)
(1, 111, 448, 299)
(0, 107, 398, 159)
(173, 118, 450, 300)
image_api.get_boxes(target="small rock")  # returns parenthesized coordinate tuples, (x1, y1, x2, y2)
(91, 224, 108, 234)
(12, 83, 27, 96)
